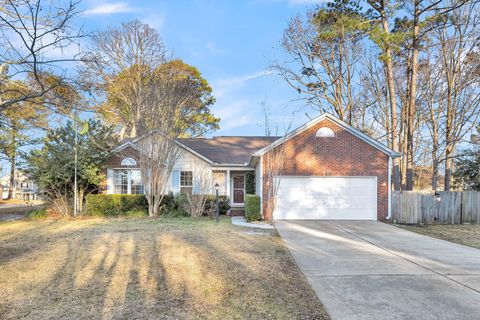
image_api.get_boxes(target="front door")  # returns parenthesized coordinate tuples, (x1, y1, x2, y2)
(232, 174, 245, 204)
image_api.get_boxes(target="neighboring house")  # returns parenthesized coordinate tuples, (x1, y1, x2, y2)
(0, 170, 38, 200)
(103, 113, 400, 220)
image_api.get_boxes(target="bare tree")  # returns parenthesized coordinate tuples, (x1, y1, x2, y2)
(137, 133, 183, 217)
(272, 5, 365, 124)
(435, 2, 480, 190)
(359, 55, 391, 141)
(418, 53, 446, 192)
(0, 0, 86, 112)
(83, 20, 167, 138)
(261, 104, 290, 220)
(180, 160, 213, 218)
(397, 0, 469, 190)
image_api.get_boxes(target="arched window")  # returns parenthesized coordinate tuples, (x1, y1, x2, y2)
(315, 127, 335, 138)
(121, 157, 137, 166)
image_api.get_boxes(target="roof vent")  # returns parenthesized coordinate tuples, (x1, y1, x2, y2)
(315, 127, 335, 138)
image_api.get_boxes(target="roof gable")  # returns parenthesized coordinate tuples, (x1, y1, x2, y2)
(113, 135, 214, 164)
(253, 113, 400, 158)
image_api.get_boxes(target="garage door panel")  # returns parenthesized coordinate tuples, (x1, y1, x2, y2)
(273, 177, 377, 220)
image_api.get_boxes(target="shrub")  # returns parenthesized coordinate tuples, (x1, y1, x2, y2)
(204, 195, 230, 216)
(159, 193, 176, 214)
(245, 194, 261, 222)
(173, 193, 189, 216)
(85, 194, 148, 216)
(245, 172, 255, 194)
(26, 208, 48, 219)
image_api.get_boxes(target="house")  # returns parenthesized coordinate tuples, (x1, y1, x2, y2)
(0, 170, 39, 200)
(103, 113, 400, 220)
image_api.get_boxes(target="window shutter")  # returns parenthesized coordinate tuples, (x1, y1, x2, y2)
(106, 169, 114, 195)
(172, 170, 180, 193)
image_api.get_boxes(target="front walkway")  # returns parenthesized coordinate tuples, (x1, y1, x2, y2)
(231, 216, 274, 229)
(275, 220, 480, 320)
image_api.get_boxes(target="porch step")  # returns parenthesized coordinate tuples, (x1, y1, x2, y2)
(230, 209, 245, 217)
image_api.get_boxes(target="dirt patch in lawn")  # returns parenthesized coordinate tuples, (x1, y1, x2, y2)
(398, 224, 480, 249)
(0, 217, 328, 320)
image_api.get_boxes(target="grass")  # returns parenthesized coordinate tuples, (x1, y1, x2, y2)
(0, 216, 328, 320)
(398, 224, 480, 249)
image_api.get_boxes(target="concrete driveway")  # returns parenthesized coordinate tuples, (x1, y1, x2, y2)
(275, 220, 480, 320)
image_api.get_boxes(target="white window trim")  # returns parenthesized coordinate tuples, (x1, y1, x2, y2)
(112, 168, 143, 195)
(180, 170, 193, 193)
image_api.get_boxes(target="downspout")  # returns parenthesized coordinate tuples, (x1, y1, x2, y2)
(259, 156, 263, 219)
(387, 156, 392, 220)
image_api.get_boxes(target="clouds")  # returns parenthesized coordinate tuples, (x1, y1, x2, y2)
(213, 70, 273, 98)
(210, 70, 274, 133)
(83, 2, 138, 16)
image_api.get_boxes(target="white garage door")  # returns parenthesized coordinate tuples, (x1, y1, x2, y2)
(273, 176, 377, 220)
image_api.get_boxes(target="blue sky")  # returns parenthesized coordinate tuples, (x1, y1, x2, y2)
(79, 0, 323, 136)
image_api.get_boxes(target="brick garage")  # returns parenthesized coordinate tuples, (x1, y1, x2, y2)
(261, 117, 392, 221)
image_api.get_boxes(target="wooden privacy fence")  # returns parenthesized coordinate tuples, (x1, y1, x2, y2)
(392, 191, 480, 225)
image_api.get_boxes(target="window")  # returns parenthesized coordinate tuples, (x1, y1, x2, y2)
(316, 127, 335, 138)
(121, 157, 137, 166)
(180, 171, 193, 194)
(114, 170, 129, 194)
(113, 169, 144, 194)
(130, 170, 144, 194)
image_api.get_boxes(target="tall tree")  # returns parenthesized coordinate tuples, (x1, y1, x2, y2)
(396, 0, 469, 190)
(0, 81, 49, 199)
(85, 20, 218, 138)
(366, 0, 403, 190)
(101, 60, 219, 138)
(435, 2, 480, 190)
(84, 20, 167, 138)
(417, 51, 445, 192)
(273, 1, 367, 123)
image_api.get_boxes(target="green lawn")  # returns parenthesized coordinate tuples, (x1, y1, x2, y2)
(0, 217, 328, 320)
(398, 224, 480, 249)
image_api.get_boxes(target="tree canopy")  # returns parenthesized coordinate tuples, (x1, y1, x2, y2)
(23, 120, 118, 213)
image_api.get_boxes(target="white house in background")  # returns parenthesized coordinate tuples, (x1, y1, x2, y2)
(0, 170, 39, 200)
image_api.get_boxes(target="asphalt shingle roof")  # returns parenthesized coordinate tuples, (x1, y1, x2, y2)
(178, 136, 279, 165)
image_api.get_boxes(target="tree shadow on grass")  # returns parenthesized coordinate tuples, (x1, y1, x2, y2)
(0, 219, 328, 320)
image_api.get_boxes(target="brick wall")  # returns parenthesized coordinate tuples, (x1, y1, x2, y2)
(262, 118, 389, 221)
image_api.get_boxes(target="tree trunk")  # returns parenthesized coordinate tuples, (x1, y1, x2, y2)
(432, 159, 438, 192)
(444, 146, 454, 191)
(7, 154, 15, 200)
(405, 4, 420, 191)
(380, 5, 401, 190)
(78, 189, 84, 213)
